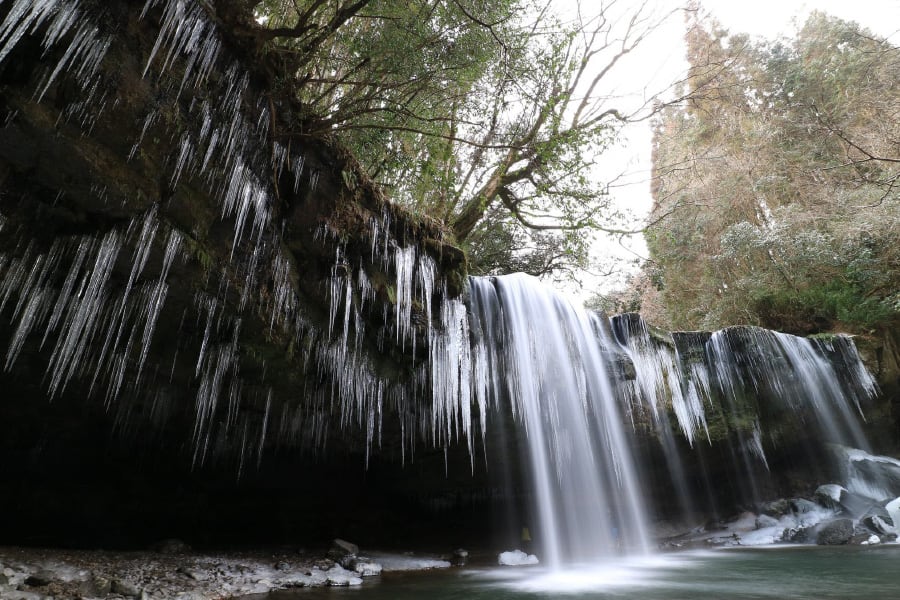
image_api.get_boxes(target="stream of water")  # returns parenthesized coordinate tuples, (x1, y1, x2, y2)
(247, 545, 900, 600)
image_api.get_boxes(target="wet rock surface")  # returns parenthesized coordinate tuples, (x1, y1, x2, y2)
(816, 519, 854, 545)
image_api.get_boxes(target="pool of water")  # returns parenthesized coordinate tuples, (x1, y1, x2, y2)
(247, 545, 900, 599)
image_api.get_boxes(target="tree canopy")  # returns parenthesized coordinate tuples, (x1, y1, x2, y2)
(642, 9, 899, 334)
(220, 0, 675, 278)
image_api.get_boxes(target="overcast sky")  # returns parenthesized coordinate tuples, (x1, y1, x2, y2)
(564, 0, 899, 301)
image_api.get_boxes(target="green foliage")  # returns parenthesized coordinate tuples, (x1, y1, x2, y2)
(645, 9, 899, 334)
(248, 0, 670, 278)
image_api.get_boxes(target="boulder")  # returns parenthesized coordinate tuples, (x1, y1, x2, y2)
(814, 485, 846, 510)
(861, 507, 894, 535)
(813, 485, 876, 516)
(861, 534, 881, 545)
(761, 499, 791, 517)
(790, 498, 821, 515)
(498, 550, 539, 566)
(783, 526, 813, 543)
(816, 519, 854, 545)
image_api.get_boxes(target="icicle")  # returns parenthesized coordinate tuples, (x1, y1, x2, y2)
(257, 390, 272, 466)
(128, 111, 158, 161)
(394, 246, 415, 348)
(0, 0, 61, 66)
(37, 19, 111, 102)
(429, 294, 472, 450)
(46, 230, 122, 398)
(135, 229, 182, 383)
(291, 154, 305, 192)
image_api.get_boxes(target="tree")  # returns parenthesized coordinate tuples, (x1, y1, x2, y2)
(221, 0, 680, 276)
(644, 8, 899, 333)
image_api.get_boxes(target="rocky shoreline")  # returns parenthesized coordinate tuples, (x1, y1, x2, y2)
(4, 479, 899, 600)
(0, 541, 454, 600)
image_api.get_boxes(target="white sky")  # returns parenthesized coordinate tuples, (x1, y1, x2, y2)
(561, 0, 899, 301)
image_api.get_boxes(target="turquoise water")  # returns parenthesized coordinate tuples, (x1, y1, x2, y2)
(249, 546, 900, 599)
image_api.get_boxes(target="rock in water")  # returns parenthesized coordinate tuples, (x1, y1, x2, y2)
(813, 485, 875, 516)
(861, 507, 894, 535)
(498, 550, 539, 566)
(761, 499, 791, 518)
(816, 519, 854, 545)
(861, 534, 881, 545)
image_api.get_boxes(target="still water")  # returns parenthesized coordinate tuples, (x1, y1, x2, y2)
(250, 546, 900, 599)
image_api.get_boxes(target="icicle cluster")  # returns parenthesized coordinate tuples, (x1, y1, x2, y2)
(0, 0, 883, 480)
(315, 210, 483, 463)
(0, 207, 184, 404)
(0, 0, 112, 103)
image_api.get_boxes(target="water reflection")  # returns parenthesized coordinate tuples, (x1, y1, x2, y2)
(249, 546, 900, 599)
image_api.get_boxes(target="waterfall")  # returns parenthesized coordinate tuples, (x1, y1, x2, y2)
(458, 274, 879, 564)
(0, 0, 889, 559)
(468, 275, 651, 566)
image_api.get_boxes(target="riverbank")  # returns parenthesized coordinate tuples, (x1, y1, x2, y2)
(0, 545, 453, 600)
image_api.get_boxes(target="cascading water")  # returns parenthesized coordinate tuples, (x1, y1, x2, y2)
(460, 274, 881, 564)
(468, 274, 651, 566)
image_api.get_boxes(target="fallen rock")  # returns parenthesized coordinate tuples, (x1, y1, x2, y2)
(860, 534, 881, 545)
(861, 507, 894, 535)
(814, 485, 876, 516)
(790, 498, 821, 515)
(814, 485, 846, 510)
(761, 499, 791, 517)
(816, 519, 854, 545)
(784, 525, 813, 543)
(498, 550, 539, 566)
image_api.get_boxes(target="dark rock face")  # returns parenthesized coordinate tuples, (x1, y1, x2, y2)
(0, 0, 497, 551)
